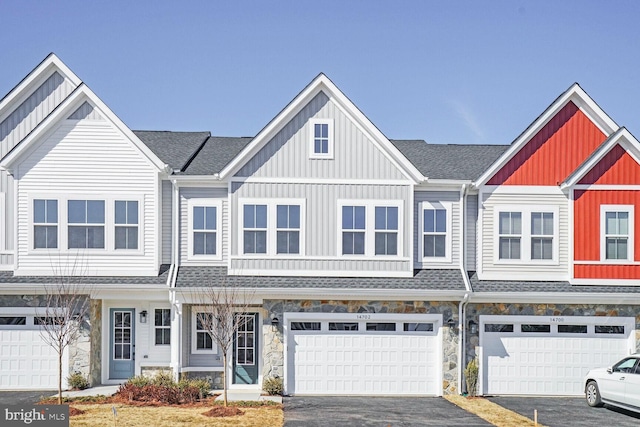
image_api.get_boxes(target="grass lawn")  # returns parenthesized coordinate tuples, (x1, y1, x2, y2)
(445, 395, 548, 427)
(69, 403, 283, 427)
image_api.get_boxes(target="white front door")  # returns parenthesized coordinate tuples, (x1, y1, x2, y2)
(480, 315, 635, 395)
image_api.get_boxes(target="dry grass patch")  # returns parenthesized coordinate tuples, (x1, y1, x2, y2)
(69, 403, 283, 427)
(444, 395, 548, 427)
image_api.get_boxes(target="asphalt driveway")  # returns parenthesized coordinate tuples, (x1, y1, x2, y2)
(488, 396, 640, 427)
(0, 390, 54, 405)
(284, 396, 492, 426)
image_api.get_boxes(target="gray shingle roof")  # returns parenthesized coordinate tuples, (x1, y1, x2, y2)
(175, 266, 466, 290)
(469, 272, 640, 293)
(134, 131, 210, 171)
(181, 137, 253, 175)
(390, 140, 509, 181)
(0, 264, 170, 285)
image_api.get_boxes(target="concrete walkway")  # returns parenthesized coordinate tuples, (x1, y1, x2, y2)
(60, 384, 121, 398)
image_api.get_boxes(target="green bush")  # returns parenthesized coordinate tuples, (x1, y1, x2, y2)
(125, 375, 152, 387)
(464, 358, 479, 397)
(151, 370, 176, 388)
(67, 372, 90, 390)
(262, 377, 283, 396)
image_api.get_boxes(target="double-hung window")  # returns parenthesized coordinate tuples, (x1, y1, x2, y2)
(309, 119, 333, 159)
(115, 201, 138, 250)
(154, 308, 171, 345)
(375, 206, 398, 255)
(601, 205, 634, 261)
(34, 199, 58, 249)
(188, 200, 221, 259)
(243, 204, 267, 254)
(531, 212, 553, 260)
(277, 205, 300, 254)
(342, 205, 366, 255)
(421, 202, 451, 261)
(499, 212, 522, 260)
(68, 200, 105, 249)
(495, 206, 558, 263)
(193, 311, 215, 353)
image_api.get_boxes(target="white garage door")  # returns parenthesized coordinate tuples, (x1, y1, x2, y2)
(480, 315, 635, 395)
(0, 314, 69, 390)
(285, 313, 442, 396)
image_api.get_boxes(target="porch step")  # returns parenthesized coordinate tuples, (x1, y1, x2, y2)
(213, 390, 282, 403)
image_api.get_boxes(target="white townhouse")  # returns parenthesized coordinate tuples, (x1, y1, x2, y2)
(0, 54, 639, 397)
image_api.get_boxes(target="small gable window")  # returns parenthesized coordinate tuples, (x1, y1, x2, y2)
(309, 119, 333, 159)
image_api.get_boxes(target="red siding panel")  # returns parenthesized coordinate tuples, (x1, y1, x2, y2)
(579, 145, 640, 185)
(488, 102, 607, 185)
(574, 189, 640, 279)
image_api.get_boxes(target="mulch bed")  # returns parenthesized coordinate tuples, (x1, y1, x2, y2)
(68, 407, 85, 416)
(202, 406, 244, 417)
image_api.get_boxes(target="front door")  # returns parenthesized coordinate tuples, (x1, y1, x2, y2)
(109, 308, 135, 379)
(233, 313, 258, 384)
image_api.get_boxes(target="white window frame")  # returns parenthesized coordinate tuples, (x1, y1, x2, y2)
(32, 198, 59, 250)
(0, 193, 4, 252)
(309, 118, 334, 159)
(337, 200, 404, 258)
(114, 200, 140, 251)
(154, 308, 171, 346)
(600, 205, 634, 262)
(191, 309, 218, 354)
(419, 201, 452, 263)
(187, 199, 222, 260)
(239, 198, 306, 257)
(67, 199, 106, 250)
(493, 205, 559, 264)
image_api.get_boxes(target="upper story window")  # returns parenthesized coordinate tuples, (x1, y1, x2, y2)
(421, 201, 452, 262)
(188, 200, 222, 259)
(243, 204, 267, 254)
(240, 200, 305, 256)
(34, 199, 58, 249)
(339, 200, 403, 257)
(309, 119, 334, 159)
(495, 206, 558, 263)
(115, 201, 138, 250)
(68, 200, 105, 249)
(154, 308, 171, 345)
(375, 207, 398, 255)
(601, 205, 634, 261)
(277, 205, 300, 254)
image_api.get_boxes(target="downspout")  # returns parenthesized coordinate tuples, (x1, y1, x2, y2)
(458, 183, 473, 394)
(169, 179, 181, 379)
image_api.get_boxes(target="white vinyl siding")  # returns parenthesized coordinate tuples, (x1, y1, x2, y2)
(466, 194, 478, 271)
(15, 121, 158, 276)
(161, 181, 173, 264)
(480, 190, 568, 280)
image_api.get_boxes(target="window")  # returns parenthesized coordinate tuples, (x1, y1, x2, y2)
(521, 324, 551, 333)
(115, 201, 138, 250)
(0, 316, 26, 326)
(34, 199, 58, 249)
(499, 212, 521, 260)
(375, 207, 398, 255)
(243, 204, 267, 254)
(329, 322, 359, 331)
(193, 206, 216, 255)
(484, 324, 514, 333)
(68, 200, 105, 249)
(277, 205, 300, 254)
(404, 322, 434, 332)
(531, 212, 553, 260)
(558, 325, 587, 334)
(366, 322, 396, 331)
(601, 206, 634, 261)
(193, 312, 214, 352)
(290, 322, 321, 331)
(309, 119, 333, 159)
(421, 201, 451, 261)
(155, 309, 171, 345)
(595, 325, 625, 334)
(342, 206, 366, 255)
(235, 314, 255, 365)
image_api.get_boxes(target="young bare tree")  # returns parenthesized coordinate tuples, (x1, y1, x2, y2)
(39, 257, 91, 404)
(191, 283, 254, 407)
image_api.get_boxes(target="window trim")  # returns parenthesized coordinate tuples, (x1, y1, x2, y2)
(419, 201, 453, 263)
(114, 200, 140, 251)
(493, 205, 559, 265)
(154, 308, 171, 346)
(337, 199, 404, 258)
(187, 199, 222, 260)
(33, 198, 59, 250)
(191, 309, 218, 354)
(600, 204, 634, 262)
(238, 198, 306, 257)
(309, 118, 334, 159)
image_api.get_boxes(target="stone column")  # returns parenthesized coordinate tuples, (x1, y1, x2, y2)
(89, 299, 102, 386)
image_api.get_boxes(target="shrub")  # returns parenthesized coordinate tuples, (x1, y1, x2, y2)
(125, 375, 152, 387)
(118, 376, 211, 404)
(262, 377, 283, 396)
(67, 372, 90, 390)
(151, 370, 176, 388)
(464, 358, 479, 397)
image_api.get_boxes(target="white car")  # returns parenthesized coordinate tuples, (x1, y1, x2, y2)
(584, 355, 640, 412)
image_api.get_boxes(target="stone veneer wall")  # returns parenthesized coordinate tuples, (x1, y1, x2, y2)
(89, 300, 102, 386)
(464, 303, 640, 376)
(180, 371, 224, 388)
(262, 299, 460, 394)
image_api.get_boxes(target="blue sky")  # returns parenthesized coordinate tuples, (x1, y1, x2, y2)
(1, 1, 638, 145)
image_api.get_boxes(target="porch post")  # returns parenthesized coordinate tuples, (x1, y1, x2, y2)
(170, 299, 182, 381)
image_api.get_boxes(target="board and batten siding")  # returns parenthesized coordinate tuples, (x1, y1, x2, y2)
(179, 187, 228, 266)
(15, 119, 159, 275)
(236, 92, 408, 181)
(230, 181, 412, 275)
(480, 190, 569, 280)
(466, 194, 478, 272)
(413, 191, 461, 269)
(162, 181, 172, 264)
(0, 71, 76, 267)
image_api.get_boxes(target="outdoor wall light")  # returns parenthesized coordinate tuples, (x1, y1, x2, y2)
(446, 318, 457, 330)
(469, 320, 478, 334)
(271, 315, 279, 326)
(140, 310, 148, 324)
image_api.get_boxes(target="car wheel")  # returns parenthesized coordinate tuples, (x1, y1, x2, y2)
(586, 381, 603, 407)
